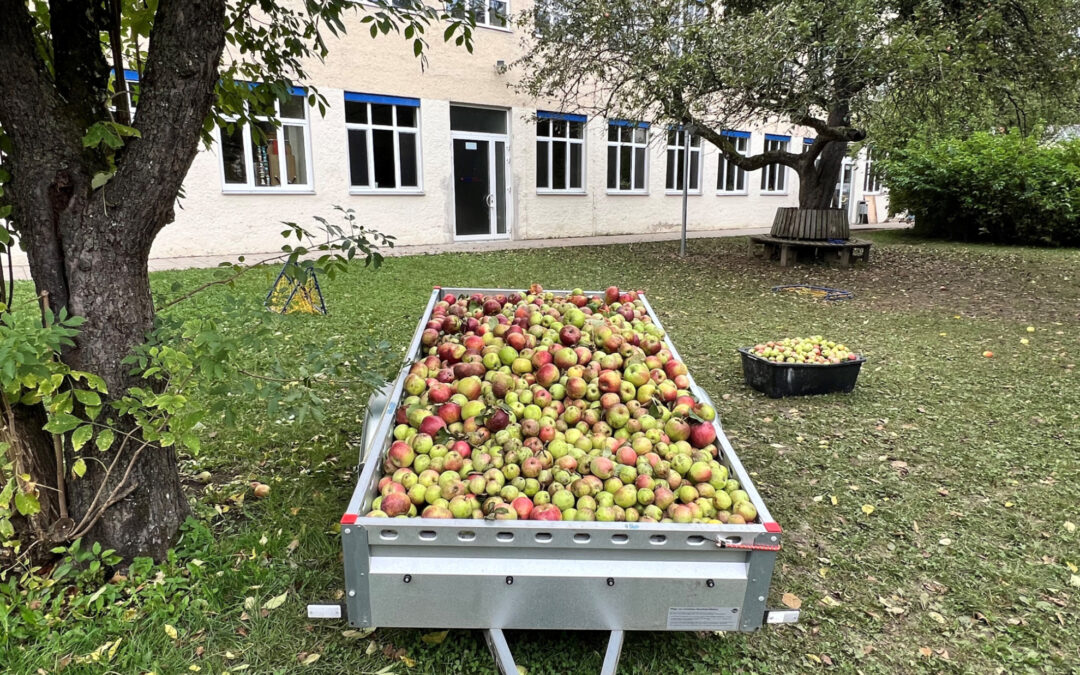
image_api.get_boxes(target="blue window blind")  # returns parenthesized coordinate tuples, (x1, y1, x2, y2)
(344, 92, 420, 107)
(538, 110, 587, 123)
(722, 130, 751, 139)
(765, 134, 791, 143)
(804, 137, 814, 145)
(609, 119, 650, 128)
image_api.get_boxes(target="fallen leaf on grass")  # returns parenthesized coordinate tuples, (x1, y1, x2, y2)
(1069, 575, 1080, 588)
(343, 628, 377, 639)
(1065, 521, 1076, 533)
(301, 653, 320, 665)
(819, 596, 842, 607)
(928, 611, 946, 624)
(264, 592, 288, 610)
(421, 630, 449, 645)
(782, 593, 802, 610)
(366, 640, 379, 655)
(918, 647, 932, 658)
(939, 538, 952, 546)
(861, 504, 875, 515)
(164, 624, 178, 640)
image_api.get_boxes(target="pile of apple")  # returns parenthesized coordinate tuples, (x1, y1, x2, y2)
(366, 284, 759, 525)
(749, 336, 859, 365)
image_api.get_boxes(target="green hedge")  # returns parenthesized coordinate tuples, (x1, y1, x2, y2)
(883, 131, 1080, 246)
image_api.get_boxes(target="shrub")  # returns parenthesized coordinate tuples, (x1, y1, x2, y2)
(882, 131, 1080, 246)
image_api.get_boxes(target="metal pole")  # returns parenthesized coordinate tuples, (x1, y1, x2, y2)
(680, 127, 692, 257)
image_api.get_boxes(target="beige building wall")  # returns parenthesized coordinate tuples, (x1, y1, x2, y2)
(12, 3, 890, 266)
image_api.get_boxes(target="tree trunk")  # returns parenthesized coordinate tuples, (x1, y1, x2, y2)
(1, 403, 61, 567)
(62, 221, 190, 560)
(798, 140, 848, 209)
(0, 0, 226, 561)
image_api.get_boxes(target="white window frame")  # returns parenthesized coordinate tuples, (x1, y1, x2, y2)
(447, 0, 511, 31)
(760, 135, 789, 195)
(536, 113, 586, 194)
(606, 122, 650, 195)
(863, 149, 882, 194)
(716, 132, 749, 195)
(217, 89, 314, 194)
(345, 94, 423, 195)
(665, 128, 702, 195)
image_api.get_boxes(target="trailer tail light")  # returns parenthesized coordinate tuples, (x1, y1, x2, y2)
(764, 522, 782, 533)
(340, 513, 358, 525)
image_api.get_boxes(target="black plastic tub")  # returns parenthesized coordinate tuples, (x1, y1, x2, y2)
(738, 347, 865, 398)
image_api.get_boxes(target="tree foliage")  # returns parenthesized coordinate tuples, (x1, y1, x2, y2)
(0, 0, 473, 563)
(883, 130, 1080, 246)
(516, 0, 1080, 207)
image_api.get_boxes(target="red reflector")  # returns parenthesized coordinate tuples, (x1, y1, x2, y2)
(340, 513, 358, 525)
(764, 522, 782, 533)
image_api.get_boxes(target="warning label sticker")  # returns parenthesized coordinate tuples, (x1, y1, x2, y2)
(666, 607, 739, 631)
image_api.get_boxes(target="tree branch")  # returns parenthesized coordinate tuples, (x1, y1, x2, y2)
(689, 118, 802, 171)
(108, 0, 228, 249)
(51, 0, 112, 129)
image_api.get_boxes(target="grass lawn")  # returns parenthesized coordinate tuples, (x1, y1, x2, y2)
(4, 229, 1079, 673)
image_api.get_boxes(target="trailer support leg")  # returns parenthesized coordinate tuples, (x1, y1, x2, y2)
(483, 629, 625, 675)
(484, 629, 519, 675)
(600, 630, 624, 675)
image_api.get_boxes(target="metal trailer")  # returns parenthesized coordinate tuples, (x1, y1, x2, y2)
(309, 288, 799, 673)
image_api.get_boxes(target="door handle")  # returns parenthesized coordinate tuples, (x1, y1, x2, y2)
(485, 194, 495, 207)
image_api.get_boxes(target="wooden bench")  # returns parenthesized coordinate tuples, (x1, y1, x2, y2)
(749, 234, 872, 267)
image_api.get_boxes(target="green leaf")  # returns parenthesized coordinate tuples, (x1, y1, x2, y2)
(181, 432, 201, 454)
(44, 412, 82, 434)
(15, 492, 41, 517)
(96, 428, 115, 452)
(0, 518, 14, 539)
(71, 425, 93, 451)
(0, 478, 14, 509)
(91, 171, 115, 189)
(74, 389, 102, 407)
(72, 458, 87, 478)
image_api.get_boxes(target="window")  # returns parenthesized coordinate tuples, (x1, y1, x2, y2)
(760, 134, 789, 193)
(717, 130, 749, 194)
(450, 106, 507, 134)
(665, 129, 701, 193)
(218, 88, 312, 192)
(536, 112, 585, 192)
(669, 0, 707, 55)
(534, 0, 569, 34)
(110, 68, 141, 120)
(863, 149, 882, 193)
(345, 92, 421, 192)
(448, 0, 508, 28)
(606, 121, 649, 193)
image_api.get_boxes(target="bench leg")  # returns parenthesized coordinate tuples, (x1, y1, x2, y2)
(779, 244, 791, 267)
(862, 246, 871, 264)
(840, 247, 852, 266)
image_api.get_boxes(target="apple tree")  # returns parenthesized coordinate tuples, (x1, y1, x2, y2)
(0, 0, 473, 563)
(517, 0, 1080, 212)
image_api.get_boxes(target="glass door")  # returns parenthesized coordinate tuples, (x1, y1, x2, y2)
(832, 161, 854, 213)
(450, 105, 510, 240)
(453, 138, 492, 237)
